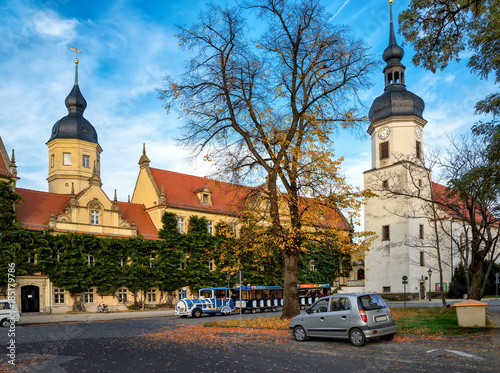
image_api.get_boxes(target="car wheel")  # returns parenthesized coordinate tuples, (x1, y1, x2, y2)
(192, 308, 202, 318)
(381, 333, 395, 341)
(1, 319, 10, 328)
(349, 328, 366, 347)
(251, 308, 256, 314)
(271, 307, 277, 312)
(293, 326, 307, 342)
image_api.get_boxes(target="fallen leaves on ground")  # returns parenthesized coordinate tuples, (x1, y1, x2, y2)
(143, 324, 290, 348)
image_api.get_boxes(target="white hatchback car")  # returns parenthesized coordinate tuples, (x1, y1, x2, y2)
(0, 300, 20, 328)
(289, 293, 396, 347)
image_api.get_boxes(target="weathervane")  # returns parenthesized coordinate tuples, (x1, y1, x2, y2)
(69, 46, 82, 65)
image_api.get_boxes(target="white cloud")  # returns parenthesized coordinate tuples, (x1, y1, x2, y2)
(32, 10, 78, 39)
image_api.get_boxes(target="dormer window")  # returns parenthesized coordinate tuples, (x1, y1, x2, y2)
(195, 185, 212, 206)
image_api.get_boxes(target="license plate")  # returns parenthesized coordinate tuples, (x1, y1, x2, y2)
(375, 315, 388, 322)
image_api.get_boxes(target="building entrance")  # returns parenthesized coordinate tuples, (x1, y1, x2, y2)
(419, 282, 425, 300)
(21, 285, 40, 312)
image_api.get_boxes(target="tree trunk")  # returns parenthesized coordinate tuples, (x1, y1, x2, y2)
(469, 259, 483, 300)
(281, 250, 300, 319)
(71, 293, 85, 312)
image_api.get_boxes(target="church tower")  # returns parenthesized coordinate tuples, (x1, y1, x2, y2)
(47, 54, 102, 194)
(364, 1, 431, 298)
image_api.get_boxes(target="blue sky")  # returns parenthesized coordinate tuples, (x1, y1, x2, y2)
(0, 0, 495, 212)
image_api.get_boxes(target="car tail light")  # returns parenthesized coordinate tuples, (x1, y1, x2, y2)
(388, 308, 393, 319)
(359, 310, 367, 323)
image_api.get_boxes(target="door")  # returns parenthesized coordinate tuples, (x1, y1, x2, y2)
(326, 297, 351, 338)
(420, 282, 425, 300)
(21, 285, 40, 313)
(304, 298, 331, 337)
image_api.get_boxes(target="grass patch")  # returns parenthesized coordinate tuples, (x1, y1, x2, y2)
(392, 307, 491, 335)
(204, 307, 493, 336)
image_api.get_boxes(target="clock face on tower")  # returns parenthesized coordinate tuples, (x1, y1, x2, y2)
(415, 126, 422, 139)
(378, 127, 390, 140)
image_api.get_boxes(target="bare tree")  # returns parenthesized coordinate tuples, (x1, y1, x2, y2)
(159, 0, 377, 317)
(368, 134, 499, 301)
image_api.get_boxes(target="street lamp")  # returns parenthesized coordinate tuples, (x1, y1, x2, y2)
(427, 268, 433, 301)
(226, 273, 231, 289)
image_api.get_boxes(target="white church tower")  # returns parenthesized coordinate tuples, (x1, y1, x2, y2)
(364, 1, 435, 299)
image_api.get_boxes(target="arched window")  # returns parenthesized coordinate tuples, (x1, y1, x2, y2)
(394, 71, 400, 83)
(357, 268, 365, 281)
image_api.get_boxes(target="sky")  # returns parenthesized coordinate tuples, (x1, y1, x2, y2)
(0, 0, 495, 224)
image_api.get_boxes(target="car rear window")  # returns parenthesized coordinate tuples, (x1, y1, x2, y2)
(357, 294, 387, 310)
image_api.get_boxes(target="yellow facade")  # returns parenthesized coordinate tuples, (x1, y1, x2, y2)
(47, 138, 102, 195)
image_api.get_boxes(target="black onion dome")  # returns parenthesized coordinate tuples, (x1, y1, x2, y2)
(368, 2, 425, 124)
(369, 85, 425, 123)
(382, 17, 404, 63)
(48, 80, 98, 144)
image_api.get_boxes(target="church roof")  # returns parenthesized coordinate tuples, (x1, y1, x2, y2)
(368, 2, 425, 124)
(15, 188, 159, 239)
(47, 61, 98, 144)
(432, 182, 498, 226)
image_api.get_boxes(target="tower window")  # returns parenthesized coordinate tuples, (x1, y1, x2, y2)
(394, 71, 400, 83)
(82, 155, 90, 168)
(420, 251, 425, 266)
(382, 225, 390, 241)
(51, 154, 55, 168)
(387, 72, 393, 85)
(380, 142, 389, 160)
(63, 152, 71, 166)
(383, 180, 388, 189)
(419, 224, 424, 239)
(416, 141, 422, 159)
(90, 210, 100, 225)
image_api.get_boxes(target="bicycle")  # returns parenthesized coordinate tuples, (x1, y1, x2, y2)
(96, 303, 109, 313)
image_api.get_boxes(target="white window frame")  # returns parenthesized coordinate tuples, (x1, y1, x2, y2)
(54, 288, 65, 304)
(118, 288, 128, 303)
(90, 210, 100, 225)
(82, 154, 90, 168)
(207, 221, 213, 235)
(87, 255, 94, 266)
(63, 152, 71, 166)
(84, 288, 94, 303)
(177, 217, 185, 234)
(147, 289, 156, 303)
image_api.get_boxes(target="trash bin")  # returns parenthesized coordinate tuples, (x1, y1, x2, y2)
(453, 299, 488, 327)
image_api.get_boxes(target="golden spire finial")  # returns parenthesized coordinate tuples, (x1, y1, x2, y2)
(69, 46, 82, 64)
(389, 0, 393, 4)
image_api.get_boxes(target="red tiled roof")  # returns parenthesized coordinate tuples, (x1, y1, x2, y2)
(15, 188, 159, 239)
(150, 168, 250, 216)
(432, 182, 498, 226)
(150, 168, 350, 230)
(16, 188, 71, 230)
(117, 201, 159, 240)
(0, 158, 9, 177)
